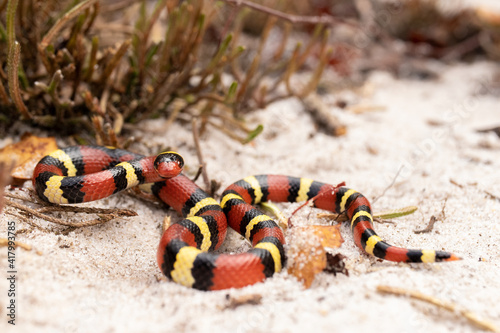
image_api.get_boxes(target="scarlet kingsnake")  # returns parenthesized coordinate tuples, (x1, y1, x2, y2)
(33, 146, 460, 291)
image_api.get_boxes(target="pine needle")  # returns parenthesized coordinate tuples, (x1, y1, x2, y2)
(377, 285, 499, 333)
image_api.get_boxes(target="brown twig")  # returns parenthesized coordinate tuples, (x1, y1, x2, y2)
(135, 0, 167, 87)
(440, 34, 481, 61)
(449, 178, 464, 188)
(205, 119, 248, 143)
(39, 0, 98, 50)
(484, 190, 500, 202)
(477, 125, 500, 138)
(191, 117, 210, 192)
(414, 197, 447, 234)
(317, 212, 396, 224)
(104, 122, 119, 148)
(192, 166, 203, 183)
(236, 16, 276, 106)
(316, 212, 349, 223)
(46, 70, 65, 120)
(162, 215, 171, 233)
(224, 294, 262, 309)
(377, 285, 499, 332)
(4, 191, 37, 203)
(4, 210, 52, 232)
(36, 205, 136, 216)
(372, 166, 404, 204)
(303, 93, 347, 136)
(219, 0, 354, 27)
(414, 215, 437, 234)
(84, 36, 99, 81)
(99, 39, 131, 84)
(100, 0, 136, 13)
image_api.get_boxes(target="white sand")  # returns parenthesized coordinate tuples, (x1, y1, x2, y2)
(1, 60, 500, 333)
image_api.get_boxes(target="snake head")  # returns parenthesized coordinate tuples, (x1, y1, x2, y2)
(154, 152, 184, 178)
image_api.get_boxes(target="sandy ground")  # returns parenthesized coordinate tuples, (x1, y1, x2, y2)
(1, 58, 500, 333)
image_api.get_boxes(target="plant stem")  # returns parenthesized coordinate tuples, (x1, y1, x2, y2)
(7, 42, 31, 119)
(39, 0, 98, 50)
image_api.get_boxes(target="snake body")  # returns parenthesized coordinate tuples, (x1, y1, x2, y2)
(33, 146, 459, 290)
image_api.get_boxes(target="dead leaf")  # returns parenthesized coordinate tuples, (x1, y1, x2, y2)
(307, 225, 344, 249)
(0, 133, 58, 185)
(288, 225, 344, 288)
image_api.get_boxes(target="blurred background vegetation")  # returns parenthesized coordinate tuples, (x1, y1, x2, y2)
(1, 0, 499, 146)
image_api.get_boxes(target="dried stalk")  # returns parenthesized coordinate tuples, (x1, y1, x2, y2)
(2, 0, 331, 145)
(414, 215, 437, 234)
(236, 17, 276, 106)
(5, 199, 137, 228)
(83, 2, 99, 35)
(302, 93, 346, 136)
(6, 0, 17, 46)
(84, 36, 99, 81)
(0, 0, 7, 13)
(377, 285, 499, 332)
(104, 122, 119, 147)
(415, 197, 447, 234)
(99, 39, 131, 84)
(205, 119, 248, 143)
(372, 166, 404, 204)
(0, 238, 32, 251)
(6, 0, 31, 119)
(298, 40, 331, 98)
(47, 70, 65, 120)
(36, 205, 135, 215)
(135, 0, 168, 86)
(4, 210, 52, 232)
(37, 0, 98, 75)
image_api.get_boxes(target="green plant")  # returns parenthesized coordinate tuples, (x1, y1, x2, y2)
(0, 0, 331, 145)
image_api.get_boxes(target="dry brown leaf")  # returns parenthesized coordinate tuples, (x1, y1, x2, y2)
(288, 225, 344, 288)
(0, 133, 58, 184)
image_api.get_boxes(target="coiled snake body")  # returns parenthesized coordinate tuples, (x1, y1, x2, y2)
(33, 146, 459, 291)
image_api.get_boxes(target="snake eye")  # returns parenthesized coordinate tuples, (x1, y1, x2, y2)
(154, 152, 184, 178)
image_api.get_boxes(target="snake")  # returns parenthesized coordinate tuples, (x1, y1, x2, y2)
(33, 146, 460, 291)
